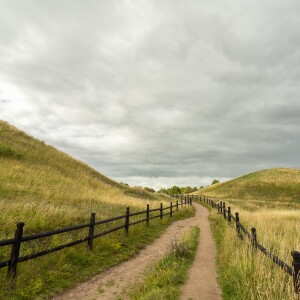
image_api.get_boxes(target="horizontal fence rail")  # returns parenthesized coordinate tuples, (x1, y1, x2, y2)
(172, 194, 300, 294)
(0, 198, 193, 286)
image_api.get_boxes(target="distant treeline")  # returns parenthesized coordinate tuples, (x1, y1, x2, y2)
(120, 179, 220, 195)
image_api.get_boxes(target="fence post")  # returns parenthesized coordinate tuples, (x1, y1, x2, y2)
(170, 202, 173, 217)
(185, 197, 187, 206)
(125, 207, 130, 234)
(190, 198, 193, 206)
(227, 207, 231, 222)
(7, 222, 24, 282)
(235, 212, 240, 236)
(181, 195, 183, 207)
(223, 202, 226, 219)
(251, 227, 257, 249)
(292, 251, 300, 293)
(160, 203, 163, 219)
(146, 204, 150, 226)
(176, 200, 179, 212)
(220, 201, 222, 213)
(87, 212, 96, 250)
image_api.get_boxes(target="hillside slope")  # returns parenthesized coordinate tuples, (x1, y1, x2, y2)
(0, 120, 169, 238)
(196, 168, 300, 202)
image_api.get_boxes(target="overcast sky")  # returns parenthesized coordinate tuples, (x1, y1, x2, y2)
(0, 0, 300, 189)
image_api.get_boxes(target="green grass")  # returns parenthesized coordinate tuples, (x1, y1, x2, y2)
(129, 226, 200, 300)
(194, 167, 300, 299)
(195, 168, 300, 203)
(207, 201, 297, 300)
(1, 207, 195, 300)
(0, 120, 195, 299)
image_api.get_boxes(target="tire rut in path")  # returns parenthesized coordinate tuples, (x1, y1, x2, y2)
(52, 203, 221, 300)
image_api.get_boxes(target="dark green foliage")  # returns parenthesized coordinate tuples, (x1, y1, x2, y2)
(0, 144, 21, 159)
(158, 186, 198, 196)
(211, 179, 220, 185)
(181, 186, 198, 193)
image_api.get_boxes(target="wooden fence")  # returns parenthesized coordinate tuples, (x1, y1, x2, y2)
(0, 197, 193, 286)
(172, 194, 300, 294)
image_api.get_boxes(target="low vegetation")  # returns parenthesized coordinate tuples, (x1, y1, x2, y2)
(209, 202, 300, 300)
(196, 168, 300, 203)
(0, 120, 195, 299)
(1, 207, 194, 300)
(194, 168, 300, 299)
(129, 226, 200, 300)
(159, 185, 198, 196)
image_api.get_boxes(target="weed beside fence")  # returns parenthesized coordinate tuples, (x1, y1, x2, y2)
(172, 194, 300, 295)
(0, 197, 193, 287)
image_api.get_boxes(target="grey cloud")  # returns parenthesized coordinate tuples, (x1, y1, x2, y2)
(0, 0, 300, 188)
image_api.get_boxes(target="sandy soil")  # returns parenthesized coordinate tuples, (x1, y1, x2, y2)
(52, 203, 221, 300)
(180, 203, 222, 300)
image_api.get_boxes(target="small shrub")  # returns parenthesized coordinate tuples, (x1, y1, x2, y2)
(0, 144, 21, 159)
(211, 179, 220, 185)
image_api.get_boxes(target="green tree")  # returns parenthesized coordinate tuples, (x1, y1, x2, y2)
(182, 186, 193, 194)
(169, 186, 181, 195)
(211, 179, 220, 185)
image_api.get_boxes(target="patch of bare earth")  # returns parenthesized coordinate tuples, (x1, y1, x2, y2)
(180, 203, 221, 300)
(52, 203, 221, 300)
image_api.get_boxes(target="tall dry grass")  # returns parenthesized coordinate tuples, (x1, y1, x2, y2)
(210, 199, 300, 300)
(0, 120, 183, 299)
(0, 120, 170, 237)
(197, 168, 300, 202)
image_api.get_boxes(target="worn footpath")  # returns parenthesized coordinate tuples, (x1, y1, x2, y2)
(52, 202, 221, 300)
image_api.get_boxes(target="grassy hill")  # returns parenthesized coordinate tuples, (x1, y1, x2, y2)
(0, 120, 172, 237)
(0, 120, 193, 299)
(201, 169, 300, 299)
(196, 168, 300, 203)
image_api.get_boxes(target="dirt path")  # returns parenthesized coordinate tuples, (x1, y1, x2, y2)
(180, 203, 222, 300)
(52, 203, 221, 300)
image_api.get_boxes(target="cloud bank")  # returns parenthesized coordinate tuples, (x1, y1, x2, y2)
(1, 0, 300, 189)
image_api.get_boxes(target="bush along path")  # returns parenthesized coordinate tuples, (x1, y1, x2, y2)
(52, 202, 221, 300)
